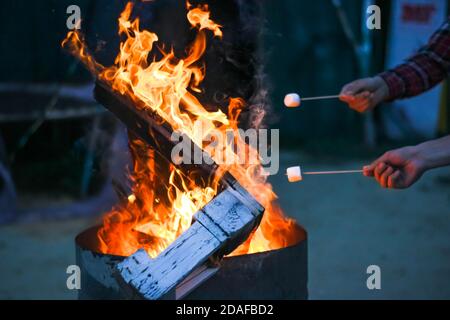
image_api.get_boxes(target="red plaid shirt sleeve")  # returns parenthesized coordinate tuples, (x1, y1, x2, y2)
(379, 16, 450, 100)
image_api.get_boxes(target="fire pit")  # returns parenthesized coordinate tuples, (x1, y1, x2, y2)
(76, 225, 307, 300)
(64, 1, 308, 299)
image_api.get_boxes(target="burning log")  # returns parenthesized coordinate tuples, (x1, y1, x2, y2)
(115, 186, 263, 300)
(94, 80, 265, 299)
(94, 79, 263, 203)
(75, 224, 308, 300)
(60, 1, 308, 299)
(94, 80, 219, 186)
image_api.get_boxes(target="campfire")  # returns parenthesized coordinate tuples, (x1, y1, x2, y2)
(63, 1, 302, 259)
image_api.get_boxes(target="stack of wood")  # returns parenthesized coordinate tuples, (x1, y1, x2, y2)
(94, 80, 265, 300)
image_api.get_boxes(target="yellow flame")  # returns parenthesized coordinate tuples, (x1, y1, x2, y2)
(63, 1, 302, 258)
(186, 2, 223, 38)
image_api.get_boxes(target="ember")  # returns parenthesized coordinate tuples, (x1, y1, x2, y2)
(62, 1, 302, 258)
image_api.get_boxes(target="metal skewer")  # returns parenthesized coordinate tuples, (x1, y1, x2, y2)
(303, 169, 363, 175)
(286, 166, 364, 182)
(301, 94, 340, 101)
(284, 93, 341, 108)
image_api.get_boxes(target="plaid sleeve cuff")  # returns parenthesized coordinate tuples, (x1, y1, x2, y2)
(378, 70, 406, 101)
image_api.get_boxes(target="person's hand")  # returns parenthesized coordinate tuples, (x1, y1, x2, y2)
(363, 146, 427, 189)
(339, 76, 389, 113)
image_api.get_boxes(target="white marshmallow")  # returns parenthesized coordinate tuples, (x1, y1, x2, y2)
(284, 93, 301, 108)
(128, 194, 136, 204)
(287, 166, 302, 182)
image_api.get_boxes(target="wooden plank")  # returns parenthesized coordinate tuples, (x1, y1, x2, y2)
(95, 81, 266, 299)
(94, 81, 263, 216)
(175, 265, 219, 300)
(115, 187, 263, 300)
(194, 189, 258, 255)
(223, 172, 264, 215)
(94, 80, 218, 188)
(116, 221, 220, 299)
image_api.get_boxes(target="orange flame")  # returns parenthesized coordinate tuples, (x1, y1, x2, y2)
(187, 2, 223, 38)
(63, 2, 303, 258)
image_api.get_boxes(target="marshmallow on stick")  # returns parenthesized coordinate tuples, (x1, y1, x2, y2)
(284, 93, 340, 108)
(286, 165, 364, 182)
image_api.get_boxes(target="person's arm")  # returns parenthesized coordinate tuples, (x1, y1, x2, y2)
(380, 17, 450, 100)
(340, 17, 450, 112)
(363, 135, 450, 189)
(339, 76, 389, 112)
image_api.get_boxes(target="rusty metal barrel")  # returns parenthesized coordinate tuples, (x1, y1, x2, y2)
(75, 225, 308, 300)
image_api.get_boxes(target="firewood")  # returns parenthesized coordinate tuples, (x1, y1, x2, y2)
(94, 80, 265, 299)
(115, 186, 263, 300)
(94, 80, 218, 188)
(175, 264, 219, 300)
(94, 80, 266, 201)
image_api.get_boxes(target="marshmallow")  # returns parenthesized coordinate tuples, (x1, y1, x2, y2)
(284, 93, 301, 108)
(287, 166, 302, 182)
(128, 194, 136, 204)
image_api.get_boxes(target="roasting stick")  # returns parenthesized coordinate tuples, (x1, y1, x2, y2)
(304, 169, 363, 175)
(284, 93, 340, 108)
(301, 94, 340, 101)
(286, 166, 363, 182)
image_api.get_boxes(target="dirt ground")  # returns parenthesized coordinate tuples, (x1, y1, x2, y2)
(1, 150, 450, 299)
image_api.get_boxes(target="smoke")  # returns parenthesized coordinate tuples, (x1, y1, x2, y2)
(227, 0, 274, 130)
